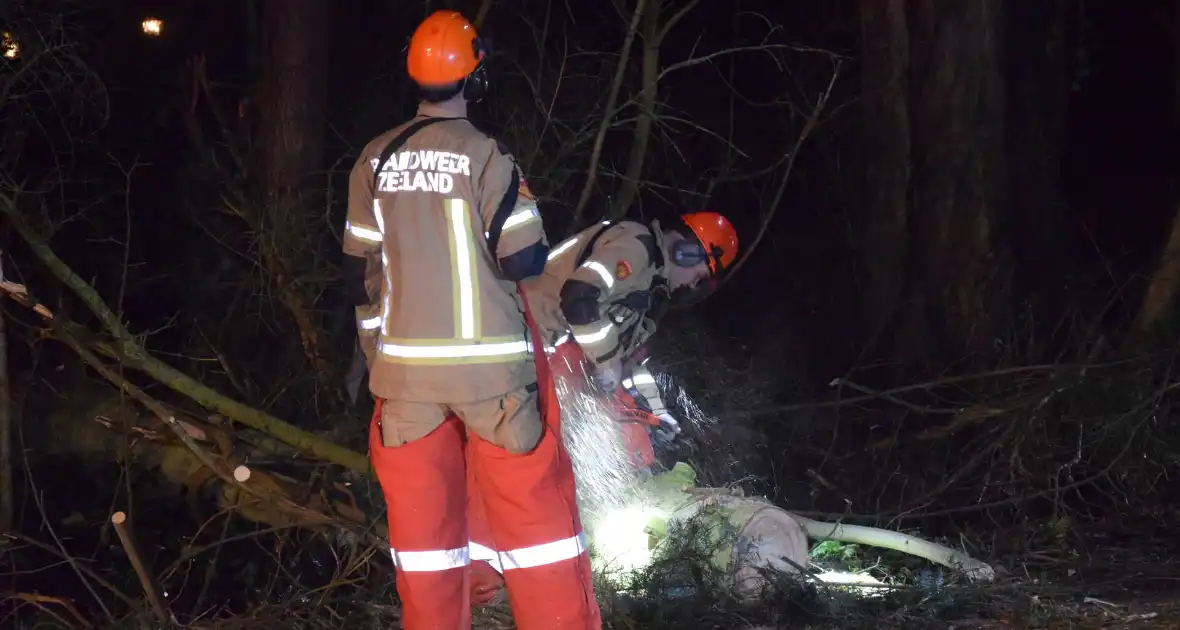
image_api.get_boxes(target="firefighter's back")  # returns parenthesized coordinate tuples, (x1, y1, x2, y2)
(366, 116, 535, 406)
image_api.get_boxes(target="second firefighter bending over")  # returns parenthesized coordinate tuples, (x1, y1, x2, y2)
(525, 212, 739, 457)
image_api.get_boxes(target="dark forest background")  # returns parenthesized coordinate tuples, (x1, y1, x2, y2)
(1, 0, 1179, 626)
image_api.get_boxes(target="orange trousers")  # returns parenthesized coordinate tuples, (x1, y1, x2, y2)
(467, 339, 657, 598)
(369, 295, 601, 629)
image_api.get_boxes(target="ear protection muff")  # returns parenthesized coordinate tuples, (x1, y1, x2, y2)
(462, 37, 490, 103)
(671, 240, 726, 273)
(670, 240, 707, 268)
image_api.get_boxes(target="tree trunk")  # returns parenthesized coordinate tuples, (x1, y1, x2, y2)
(253, 0, 332, 377)
(0, 274, 11, 533)
(256, 0, 328, 223)
(898, 0, 1010, 367)
(610, 0, 661, 220)
(1128, 0, 1180, 347)
(856, 0, 911, 345)
(1004, 0, 1078, 350)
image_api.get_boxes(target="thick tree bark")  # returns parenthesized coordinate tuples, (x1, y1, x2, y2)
(256, 0, 328, 220)
(0, 285, 10, 532)
(252, 0, 332, 375)
(1004, 1, 1078, 346)
(1129, 0, 1180, 347)
(857, 0, 911, 344)
(898, 0, 1010, 366)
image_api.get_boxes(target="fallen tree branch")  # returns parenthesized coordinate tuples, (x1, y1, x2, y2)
(1, 532, 137, 608)
(52, 323, 341, 530)
(795, 515, 996, 581)
(0, 276, 385, 547)
(0, 193, 369, 473)
(727, 361, 1131, 418)
(650, 465, 996, 587)
(3, 592, 92, 630)
(110, 511, 170, 625)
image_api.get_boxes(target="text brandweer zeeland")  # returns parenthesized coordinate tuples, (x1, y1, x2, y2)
(372, 150, 472, 194)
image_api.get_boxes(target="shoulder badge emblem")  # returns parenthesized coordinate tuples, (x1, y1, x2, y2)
(616, 260, 632, 280)
(518, 175, 536, 201)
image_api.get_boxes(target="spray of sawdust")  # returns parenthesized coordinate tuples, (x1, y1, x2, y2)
(550, 351, 640, 526)
(658, 372, 718, 432)
(655, 371, 750, 485)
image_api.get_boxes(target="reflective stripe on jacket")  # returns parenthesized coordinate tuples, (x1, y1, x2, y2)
(525, 220, 665, 371)
(623, 361, 667, 416)
(342, 103, 547, 403)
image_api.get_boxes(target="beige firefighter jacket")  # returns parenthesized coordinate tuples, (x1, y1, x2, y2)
(354, 251, 383, 369)
(524, 220, 667, 388)
(623, 361, 668, 417)
(343, 103, 547, 404)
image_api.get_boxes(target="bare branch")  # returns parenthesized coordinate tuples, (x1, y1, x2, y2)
(608, 0, 661, 220)
(473, 0, 495, 29)
(0, 193, 369, 472)
(657, 0, 701, 43)
(659, 44, 813, 81)
(718, 57, 843, 286)
(570, 0, 647, 229)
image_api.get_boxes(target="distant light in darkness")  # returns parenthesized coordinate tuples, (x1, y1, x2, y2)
(142, 18, 163, 37)
(2, 33, 17, 59)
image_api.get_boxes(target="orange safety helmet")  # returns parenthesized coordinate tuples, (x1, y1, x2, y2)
(406, 11, 485, 87)
(682, 212, 739, 274)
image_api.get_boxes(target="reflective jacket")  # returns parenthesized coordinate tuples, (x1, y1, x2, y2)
(342, 103, 548, 403)
(623, 361, 669, 418)
(525, 219, 668, 379)
(355, 251, 383, 369)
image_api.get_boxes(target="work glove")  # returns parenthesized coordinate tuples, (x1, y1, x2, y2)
(656, 412, 681, 436)
(592, 360, 622, 393)
(651, 412, 681, 447)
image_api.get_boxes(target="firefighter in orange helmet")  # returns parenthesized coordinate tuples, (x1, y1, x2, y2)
(465, 212, 739, 600)
(342, 11, 599, 629)
(534, 211, 739, 386)
(533, 211, 739, 464)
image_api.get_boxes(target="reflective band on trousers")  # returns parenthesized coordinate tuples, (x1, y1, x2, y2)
(390, 545, 470, 572)
(467, 532, 588, 574)
(469, 541, 503, 573)
(359, 316, 381, 330)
